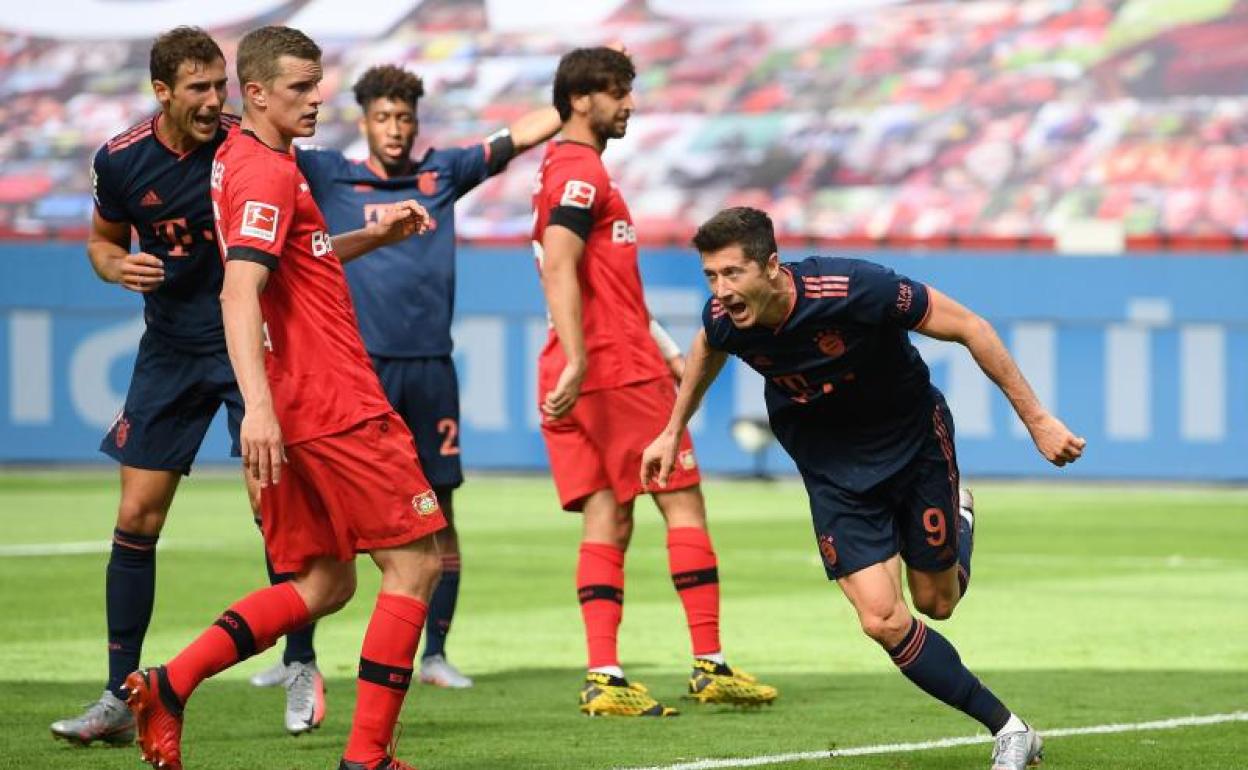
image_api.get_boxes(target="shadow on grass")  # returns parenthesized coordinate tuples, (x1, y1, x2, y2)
(8, 669, 1246, 769)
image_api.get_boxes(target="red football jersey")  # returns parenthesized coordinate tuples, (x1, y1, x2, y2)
(211, 128, 391, 445)
(531, 141, 668, 394)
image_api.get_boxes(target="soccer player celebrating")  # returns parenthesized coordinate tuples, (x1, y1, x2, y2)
(533, 47, 777, 716)
(49, 27, 263, 747)
(285, 64, 561, 690)
(642, 207, 1087, 769)
(125, 26, 444, 770)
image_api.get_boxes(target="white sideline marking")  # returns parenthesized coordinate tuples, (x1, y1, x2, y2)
(0, 541, 194, 557)
(621, 711, 1248, 770)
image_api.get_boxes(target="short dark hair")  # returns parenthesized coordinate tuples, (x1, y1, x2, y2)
(353, 65, 425, 112)
(552, 47, 635, 121)
(692, 207, 778, 267)
(237, 26, 321, 87)
(149, 27, 224, 87)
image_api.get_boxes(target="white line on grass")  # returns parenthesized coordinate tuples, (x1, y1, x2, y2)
(620, 711, 1248, 770)
(0, 541, 202, 557)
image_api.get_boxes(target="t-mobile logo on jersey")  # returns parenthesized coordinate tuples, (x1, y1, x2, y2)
(611, 220, 636, 244)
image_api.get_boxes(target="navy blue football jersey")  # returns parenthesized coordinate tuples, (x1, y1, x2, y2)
(297, 142, 502, 357)
(704, 256, 937, 491)
(91, 113, 239, 352)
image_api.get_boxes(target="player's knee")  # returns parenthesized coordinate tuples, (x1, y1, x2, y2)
(914, 591, 958, 621)
(858, 606, 911, 647)
(115, 499, 168, 536)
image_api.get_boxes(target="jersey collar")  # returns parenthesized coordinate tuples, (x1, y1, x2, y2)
(767, 267, 798, 334)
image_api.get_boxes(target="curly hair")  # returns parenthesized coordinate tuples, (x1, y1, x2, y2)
(149, 27, 223, 87)
(353, 65, 426, 111)
(552, 47, 635, 121)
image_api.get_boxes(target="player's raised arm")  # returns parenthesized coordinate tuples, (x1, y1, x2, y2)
(540, 224, 589, 418)
(506, 106, 562, 155)
(641, 329, 729, 487)
(220, 260, 286, 487)
(916, 286, 1086, 466)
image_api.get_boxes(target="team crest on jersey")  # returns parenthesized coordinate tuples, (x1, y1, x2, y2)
(241, 201, 279, 242)
(814, 329, 846, 359)
(114, 415, 131, 449)
(678, 449, 698, 470)
(818, 534, 838, 568)
(417, 171, 438, 196)
(411, 490, 439, 516)
(560, 180, 596, 209)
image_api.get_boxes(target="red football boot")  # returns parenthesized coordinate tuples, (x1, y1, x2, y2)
(124, 667, 184, 770)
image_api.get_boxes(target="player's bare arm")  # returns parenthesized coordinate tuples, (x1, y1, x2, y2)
(540, 224, 589, 418)
(507, 106, 563, 153)
(642, 329, 729, 487)
(87, 212, 166, 293)
(917, 286, 1086, 466)
(220, 260, 286, 487)
(331, 199, 431, 263)
(649, 316, 685, 382)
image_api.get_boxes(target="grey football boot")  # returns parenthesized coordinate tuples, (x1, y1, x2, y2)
(50, 689, 136, 746)
(283, 660, 326, 735)
(249, 660, 288, 688)
(990, 724, 1044, 770)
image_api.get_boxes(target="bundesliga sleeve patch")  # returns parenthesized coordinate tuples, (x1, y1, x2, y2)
(240, 201, 280, 242)
(559, 180, 596, 209)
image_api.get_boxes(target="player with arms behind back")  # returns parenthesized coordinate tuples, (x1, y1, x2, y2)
(534, 47, 777, 716)
(124, 26, 445, 770)
(643, 207, 1086, 770)
(50, 26, 263, 747)
(291, 64, 561, 689)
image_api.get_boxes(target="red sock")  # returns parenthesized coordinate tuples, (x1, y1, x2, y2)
(576, 542, 625, 669)
(667, 527, 721, 657)
(343, 593, 427, 765)
(166, 582, 309, 702)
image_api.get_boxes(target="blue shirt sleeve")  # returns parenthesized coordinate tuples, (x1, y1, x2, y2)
(90, 144, 127, 223)
(439, 145, 491, 200)
(702, 297, 733, 351)
(841, 258, 931, 329)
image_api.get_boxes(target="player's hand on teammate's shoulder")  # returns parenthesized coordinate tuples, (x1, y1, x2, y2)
(118, 252, 165, 293)
(1028, 412, 1086, 467)
(640, 430, 680, 488)
(370, 199, 432, 244)
(240, 405, 287, 487)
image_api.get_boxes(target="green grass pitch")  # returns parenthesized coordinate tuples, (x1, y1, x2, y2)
(1, 472, 1245, 768)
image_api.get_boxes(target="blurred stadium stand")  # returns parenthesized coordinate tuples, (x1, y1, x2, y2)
(3, 0, 1248, 246)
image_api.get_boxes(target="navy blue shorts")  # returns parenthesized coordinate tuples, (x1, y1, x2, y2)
(100, 331, 242, 475)
(801, 399, 961, 580)
(371, 355, 463, 489)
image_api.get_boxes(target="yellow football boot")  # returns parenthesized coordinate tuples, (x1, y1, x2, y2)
(579, 672, 679, 717)
(686, 659, 778, 707)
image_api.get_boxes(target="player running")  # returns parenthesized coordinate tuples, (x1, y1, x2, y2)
(642, 207, 1086, 769)
(277, 64, 560, 690)
(533, 47, 777, 716)
(49, 27, 269, 747)
(124, 26, 444, 770)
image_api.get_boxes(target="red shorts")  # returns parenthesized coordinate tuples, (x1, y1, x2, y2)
(540, 377, 701, 511)
(259, 411, 447, 573)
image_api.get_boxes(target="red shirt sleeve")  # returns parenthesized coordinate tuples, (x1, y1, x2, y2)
(221, 158, 298, 268)
(542, 153, 609, 241)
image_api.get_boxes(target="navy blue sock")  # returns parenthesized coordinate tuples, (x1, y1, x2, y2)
(888, 618, 1010, 733)
(422, 556, 460, 660)
(956, 507, 973, 597)
(256, 519, 316, 665)
(106, 529, 159, 699)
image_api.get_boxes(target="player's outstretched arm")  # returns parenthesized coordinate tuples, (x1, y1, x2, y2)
(508, 107, 562, 154)
(917, 287, 1086, 466)
(540, 225, 589, 419)
(642, 330, 729, 487)
(220, 260, 286, 487)
(86, 212, 165, 293)
(330, 199, 431, 263)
